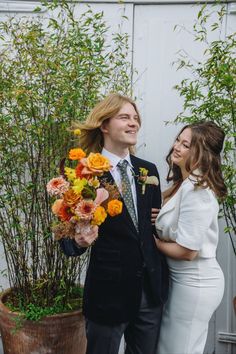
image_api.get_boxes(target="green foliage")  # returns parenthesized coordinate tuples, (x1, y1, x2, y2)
(172, 4, 236, 254)
(0, 0, 132, 319)
(6, 283, 83, 321)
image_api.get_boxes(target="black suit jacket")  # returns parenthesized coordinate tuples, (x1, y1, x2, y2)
(60, 155, 169, 324)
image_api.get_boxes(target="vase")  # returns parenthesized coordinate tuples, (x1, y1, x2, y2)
(0, 288, 87, 354)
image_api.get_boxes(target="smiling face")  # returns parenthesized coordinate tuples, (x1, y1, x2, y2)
(101, 102, 140, 157)
(171, 128, 192, 174)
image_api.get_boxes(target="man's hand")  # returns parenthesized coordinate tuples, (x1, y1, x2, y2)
(74, 225, 99, 248)
(151, 208, 160, 225)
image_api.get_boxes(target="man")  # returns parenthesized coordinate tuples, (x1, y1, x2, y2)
(60, 93, 169, 354)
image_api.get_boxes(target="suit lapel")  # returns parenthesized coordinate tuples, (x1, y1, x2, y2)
(100, 171, 138, 235)
(130, 156, 146, 235)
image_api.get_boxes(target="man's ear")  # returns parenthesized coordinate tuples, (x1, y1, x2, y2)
(100, 121, 108, 134)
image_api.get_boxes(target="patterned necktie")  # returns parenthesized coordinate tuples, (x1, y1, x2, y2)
(117, 160, 138, 230)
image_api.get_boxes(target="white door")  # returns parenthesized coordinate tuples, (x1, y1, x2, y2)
(133, 4, 236, 354)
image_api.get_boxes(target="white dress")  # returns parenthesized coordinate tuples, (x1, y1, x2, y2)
(155, 178, 225, 354)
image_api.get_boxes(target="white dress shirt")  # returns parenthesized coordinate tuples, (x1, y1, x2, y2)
(102, 148, 138, 219)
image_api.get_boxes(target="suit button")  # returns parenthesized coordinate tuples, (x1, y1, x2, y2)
(136, 270, 143, 277)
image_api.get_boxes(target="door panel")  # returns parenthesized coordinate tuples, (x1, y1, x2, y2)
(133, 4, 235, 354)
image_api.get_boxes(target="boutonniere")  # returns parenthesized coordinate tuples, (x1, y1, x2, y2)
(138, 167, 159, 194)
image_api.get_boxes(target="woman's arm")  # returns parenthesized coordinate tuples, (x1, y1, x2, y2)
(154, 238, 198, 261)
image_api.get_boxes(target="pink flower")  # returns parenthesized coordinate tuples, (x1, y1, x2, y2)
(94, 188, 109, 205)
(74, 200, 97, 221)
(77, 158, 93, 177)
(47, 177, 70, 197)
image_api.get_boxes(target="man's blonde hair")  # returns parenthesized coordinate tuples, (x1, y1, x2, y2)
(73, 93, 141, 154)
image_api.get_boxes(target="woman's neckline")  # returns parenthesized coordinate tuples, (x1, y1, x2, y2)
(162, 176, 192, 207)
(162, 182, 182, 207)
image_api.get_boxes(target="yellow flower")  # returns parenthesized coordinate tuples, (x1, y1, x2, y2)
(139, 167, 148, 176)
(72, 178, 87, 195)
(92, 206, 107, 225)
(64, 167, 76, 181)
(87, 153, 111, 173)
(69, 148, 86, 161)
(88, 176, 100, 188)
(73, 129, 81, 136)
(107, 199, 123, 217)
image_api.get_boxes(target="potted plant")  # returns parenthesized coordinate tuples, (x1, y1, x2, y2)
(0, 1, 132, 353)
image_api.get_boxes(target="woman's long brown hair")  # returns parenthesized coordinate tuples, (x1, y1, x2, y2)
(166, 121, 227, 200)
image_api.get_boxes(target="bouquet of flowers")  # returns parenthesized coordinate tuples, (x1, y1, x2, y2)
(47, 147, 123, 240)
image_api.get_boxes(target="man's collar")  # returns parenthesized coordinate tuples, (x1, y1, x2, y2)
(102, 148, 134, 171)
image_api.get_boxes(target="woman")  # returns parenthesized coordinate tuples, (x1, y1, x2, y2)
(155, 121, 226, 354)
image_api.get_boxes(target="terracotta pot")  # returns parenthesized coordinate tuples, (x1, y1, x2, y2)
(0, 289, 87, 354)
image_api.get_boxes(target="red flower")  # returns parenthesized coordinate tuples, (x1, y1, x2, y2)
(75, 163, 85, 179)
(58, 204, 72, 222)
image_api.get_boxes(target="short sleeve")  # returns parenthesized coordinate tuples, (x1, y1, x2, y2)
(174, 186, 212, 251)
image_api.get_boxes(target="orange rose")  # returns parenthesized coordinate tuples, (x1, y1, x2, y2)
(86, 153, 111, 174)
(63, 189, 81, 207)
(52, 199, 64, 215)
(92, 206, 107, 226)
(69, 148, 86, 161)
(107, 199, 123, 217)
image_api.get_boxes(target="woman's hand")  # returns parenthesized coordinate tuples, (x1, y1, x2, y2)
(154, 237, 162, 249)
(151, 208, 160, 225)
(74, 225, 99, 247)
